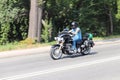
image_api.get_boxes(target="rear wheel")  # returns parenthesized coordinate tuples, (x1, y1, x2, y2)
(50, 46, 62, 60)
(81, 46, 91, 55)
(81, 40, 91, 55)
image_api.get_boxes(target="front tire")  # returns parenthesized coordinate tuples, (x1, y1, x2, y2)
(50, 46, 62, 60)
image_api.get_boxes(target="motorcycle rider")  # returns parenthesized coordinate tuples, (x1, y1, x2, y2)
(69, 21, 82, 52)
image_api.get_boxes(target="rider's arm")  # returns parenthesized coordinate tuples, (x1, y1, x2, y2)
(69, 28, 80, 35)
(69, 30, 74, 35)
(74, 28, 80, 35)
(69, 30, 72, 33)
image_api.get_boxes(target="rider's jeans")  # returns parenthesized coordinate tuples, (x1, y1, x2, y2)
(72, 35, 81, 50)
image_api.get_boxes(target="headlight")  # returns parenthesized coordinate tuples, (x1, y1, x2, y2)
(58, 37, 63, 42)
(54, 37, 58, 40)
(54, 37, 64, 43)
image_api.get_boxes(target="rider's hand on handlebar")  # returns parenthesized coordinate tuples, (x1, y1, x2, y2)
(68, 31, 75, 37)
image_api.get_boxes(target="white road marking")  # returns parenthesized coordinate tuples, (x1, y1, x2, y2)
(1, 56, 120, 80)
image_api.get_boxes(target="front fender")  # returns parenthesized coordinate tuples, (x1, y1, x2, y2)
(51, 44, 60, 48)
(51, 44, 61, 54)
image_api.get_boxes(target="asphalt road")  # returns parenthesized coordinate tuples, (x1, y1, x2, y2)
(0, 43, 120, 80)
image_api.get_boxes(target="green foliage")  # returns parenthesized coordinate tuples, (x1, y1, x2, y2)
(0, 0, 120, 44)
(116, 0, 120, 19)
(43, 0, 118, 38)
(0, 0, 29, 44)
(38, 0, 45, 7)
(41, 19, 52, 43)
(0, 23, 10, 44)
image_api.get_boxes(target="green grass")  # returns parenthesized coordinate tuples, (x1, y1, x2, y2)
(93, 35, 120, 41)
(0, 43, 17, 52)
(0, 41, 56, 52)
(0, 35, 120, 52)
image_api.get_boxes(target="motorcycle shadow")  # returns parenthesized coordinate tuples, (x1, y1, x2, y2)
(62, 52, 98, 59)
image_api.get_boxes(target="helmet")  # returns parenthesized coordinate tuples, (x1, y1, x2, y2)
(71, 21, 78, 28)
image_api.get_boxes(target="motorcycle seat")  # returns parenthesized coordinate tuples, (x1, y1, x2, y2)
(77, 41, 83, 45)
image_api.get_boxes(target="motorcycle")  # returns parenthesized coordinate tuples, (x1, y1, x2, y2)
(50, 29, 94, 60)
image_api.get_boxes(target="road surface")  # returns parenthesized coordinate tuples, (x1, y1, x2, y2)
(0, 43, 120, 80)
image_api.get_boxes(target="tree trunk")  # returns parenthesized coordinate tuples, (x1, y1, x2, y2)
(28, 0, 38, 39)
(109, 10, 113, 35)
(37, 7, 43, 42)
(28, 0, 43, 42)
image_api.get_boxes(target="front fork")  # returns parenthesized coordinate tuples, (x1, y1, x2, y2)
(59, 41, 64, 51)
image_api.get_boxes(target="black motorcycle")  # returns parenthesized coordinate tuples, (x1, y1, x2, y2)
(50, 29, 94, 60)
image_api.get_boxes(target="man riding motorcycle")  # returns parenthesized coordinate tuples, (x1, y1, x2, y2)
(69, 21, 82, 52)
(50, 21, 95, 60)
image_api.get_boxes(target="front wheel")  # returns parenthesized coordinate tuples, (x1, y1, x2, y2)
(50, 46, 62, 60)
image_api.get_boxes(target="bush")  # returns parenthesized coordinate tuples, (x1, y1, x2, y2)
(19, 38, 36, 45)
(0, 0, 29, 44)
(41, 19, 52, 43)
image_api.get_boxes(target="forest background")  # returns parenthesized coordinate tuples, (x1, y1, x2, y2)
(0, 0, 120, 45)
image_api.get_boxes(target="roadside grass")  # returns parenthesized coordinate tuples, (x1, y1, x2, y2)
(0, 35, 120, 52)
(0, 41, 56, 52)
(93, 35, 120, 41)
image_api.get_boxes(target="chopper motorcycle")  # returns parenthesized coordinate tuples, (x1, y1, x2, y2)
(50, 29, 94, 60)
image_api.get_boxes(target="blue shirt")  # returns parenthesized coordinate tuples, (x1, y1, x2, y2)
(72, 27, 82, 40)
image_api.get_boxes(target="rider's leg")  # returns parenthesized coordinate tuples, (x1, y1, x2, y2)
(72, 35, 82, 50)
(72, 40, 76, 50)
(72, 36, 78, 50)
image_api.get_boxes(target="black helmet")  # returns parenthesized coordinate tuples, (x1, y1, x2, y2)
(71, 21, 78, 28)
(72, 21, 78, 26)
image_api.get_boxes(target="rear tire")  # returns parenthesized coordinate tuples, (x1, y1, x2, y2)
(81, 40, 91, 55)
(50, 46, 62, 60)
(81, 47, 91, 55)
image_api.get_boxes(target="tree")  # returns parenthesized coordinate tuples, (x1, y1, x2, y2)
(103, 0, 117, 35)
(37, 0, 44, 42)
(0, 0, 119, 44)
(28, 0, 38, 41)
(28, 0, 44, 42)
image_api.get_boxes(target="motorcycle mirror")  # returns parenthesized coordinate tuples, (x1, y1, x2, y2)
(64, 27, 69, 31)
